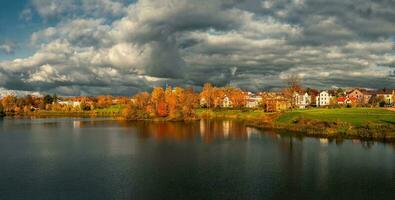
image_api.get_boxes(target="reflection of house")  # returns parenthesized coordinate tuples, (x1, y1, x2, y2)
(293, 92, 311, 108)
(222, 95, 233, 108)
(245, 92, 262, 108)
(316, 91, 332, 107)
(262, 92, 290, 112)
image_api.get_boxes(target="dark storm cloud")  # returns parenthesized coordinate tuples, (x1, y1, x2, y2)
(0, 0, 394, 96)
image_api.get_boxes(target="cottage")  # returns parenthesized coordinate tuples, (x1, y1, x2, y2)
(337, 96, 357, 105)
(222, 95, 233, 108)
(58, 100, 81, 108)
(316, 91, 333, 107)
(261, 93, 290, 112)
(376, 89, 394, 104)
(347, 89, 364, 103)
(293, 92, 311, 108)
(245, 93, 262, 108)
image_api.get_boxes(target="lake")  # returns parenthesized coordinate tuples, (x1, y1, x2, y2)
(0, 118, 394, 199)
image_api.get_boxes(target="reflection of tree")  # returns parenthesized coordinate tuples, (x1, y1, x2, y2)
(361, 141, 375, 149)
(274, 136, 304, 197)
(111, 120, 252, 144)
(199, 120, 248, 143)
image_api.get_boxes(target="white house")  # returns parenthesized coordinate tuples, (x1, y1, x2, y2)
(316, 91, 332, 107)
(222, 95, 233, 108)
(58, 100, 81, 108)
(246, 93, 262, 108)
(293, 92, 311, 108)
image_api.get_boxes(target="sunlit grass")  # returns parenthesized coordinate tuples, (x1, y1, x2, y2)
(276, 108, 395, 126)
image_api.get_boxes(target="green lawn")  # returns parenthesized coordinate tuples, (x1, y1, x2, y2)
(96, 105, 126, 114)
(276, 108, 395, 126)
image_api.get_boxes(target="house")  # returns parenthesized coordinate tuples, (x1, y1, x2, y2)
(200, 97, 208, 107)
(293, 92, 311, 108)
(316, 91, 332, 107)
(58, 100, 81, 108)
(245, 92, 262, 108)
(337, 96, 357, 105)
(376, 89, 394, 104)
(261, 92, 290, 112)
(222, 95, 233, 108)
(346, 89, 364, 103)
(361, 90, 375, 104)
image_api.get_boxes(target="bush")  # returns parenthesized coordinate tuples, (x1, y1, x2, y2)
(379, 101, 386, 107)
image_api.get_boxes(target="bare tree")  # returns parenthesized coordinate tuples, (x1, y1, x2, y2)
(282, 75, 303, 108)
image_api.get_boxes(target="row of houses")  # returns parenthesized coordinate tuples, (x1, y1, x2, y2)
(294, 88, 395, 108)
(200, 88, 395, 111)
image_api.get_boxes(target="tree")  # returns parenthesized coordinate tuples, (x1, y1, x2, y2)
(213, 88, 225, 108)
(53, 94, 58, 104)
(226, 87, 246, 108)
(43, 95, 54, 105)
(80, 98, 90, 111)
(282, 75, 303, 108)
(151, 87, 166, 117)
(200, 83, 215, 108)
(165, 86, 178, 118)
(179, 87, 199, 118)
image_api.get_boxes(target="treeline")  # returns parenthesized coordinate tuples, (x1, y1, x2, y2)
(0, 94, 130, 116)
(199, 83, 246, 108)
(122, 86, 199, 120)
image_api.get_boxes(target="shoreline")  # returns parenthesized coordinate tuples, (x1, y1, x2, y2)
(2, 108, 395, 142)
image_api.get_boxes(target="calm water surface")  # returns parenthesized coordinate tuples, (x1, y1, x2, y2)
(0, 118, 394, 199)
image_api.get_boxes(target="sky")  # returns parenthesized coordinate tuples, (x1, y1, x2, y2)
(0, 0, 394, 96)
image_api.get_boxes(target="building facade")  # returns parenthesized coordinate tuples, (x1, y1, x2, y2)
(316, 91, 332, 107)
(293, 92, 311, 108)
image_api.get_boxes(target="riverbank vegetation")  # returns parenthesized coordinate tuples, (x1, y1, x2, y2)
(121, 86, 199, 120)
(1, 80, 394, 141)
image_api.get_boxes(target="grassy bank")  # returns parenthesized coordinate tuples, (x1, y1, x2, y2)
(4, 106, 395, 141)
(197, 108, 395, 141)
(276, 108, 395, 126)
(271, 108, 395, 141)
(22, 105, 126, 118)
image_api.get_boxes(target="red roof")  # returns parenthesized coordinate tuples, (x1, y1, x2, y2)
(337, 97, 357, 103)
(337, 97, 347, 103)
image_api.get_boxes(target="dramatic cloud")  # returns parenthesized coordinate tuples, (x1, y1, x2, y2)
(1, 0, 394, 95)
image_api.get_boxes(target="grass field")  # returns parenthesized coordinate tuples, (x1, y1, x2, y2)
(276, 108, 395, 126)
(96, 105, 126, 114)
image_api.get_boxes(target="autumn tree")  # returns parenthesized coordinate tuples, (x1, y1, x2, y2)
(213, 88, 225, 108)
(200, 83, 215, 108)
(179, 87, 199, 118)
(225, 87, 246, 108)
(1, 95, 17, 112)
(165, 86, 179, 119)
(151, 87, 167, 117)
(97, 96, 113, 108)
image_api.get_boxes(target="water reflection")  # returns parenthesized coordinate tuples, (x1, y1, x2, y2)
(0, 118, 394, 199)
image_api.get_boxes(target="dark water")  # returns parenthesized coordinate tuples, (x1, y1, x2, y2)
(0, 118, 394, 200)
